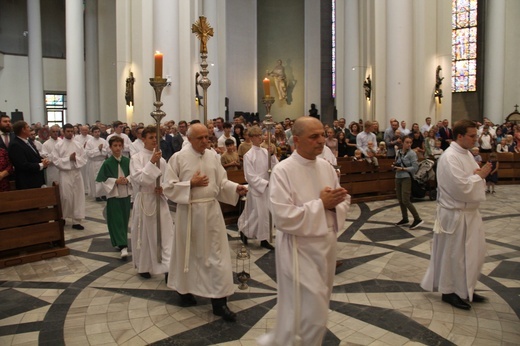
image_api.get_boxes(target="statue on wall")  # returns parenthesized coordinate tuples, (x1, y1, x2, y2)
(125, 72, 135, 107)
(269, 59, 287, 101)
(434, 65, 444, 103)
(363, 75, 372, 100)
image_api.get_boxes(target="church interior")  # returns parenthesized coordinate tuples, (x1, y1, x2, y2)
(1, 0, 520, 345)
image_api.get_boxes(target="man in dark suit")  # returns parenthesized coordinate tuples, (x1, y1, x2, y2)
(160, 125, 174, 162)
(8, 121, 49, 189)
(172, 120, 188, 154)
(0, 114, 14, 150)
(439, 119, 453, 150)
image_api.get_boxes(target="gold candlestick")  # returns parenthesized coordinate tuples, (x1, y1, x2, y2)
(149, 77, 167, 263)
(192, 16, 214, 125)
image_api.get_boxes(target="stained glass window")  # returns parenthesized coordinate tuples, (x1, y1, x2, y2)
(332, 0, 336, 98)
(452, 0, 478, 92)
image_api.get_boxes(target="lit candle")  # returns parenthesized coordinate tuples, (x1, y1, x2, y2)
(263, 77, 270, 97)
(154, 51, 163, 78)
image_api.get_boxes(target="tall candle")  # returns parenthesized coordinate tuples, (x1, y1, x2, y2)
(263, 77, 270, 97)
(154, 51, 163, 78)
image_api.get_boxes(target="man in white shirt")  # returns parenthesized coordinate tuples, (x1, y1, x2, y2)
(107, 121, 132, 157)
(356, 120, 377, 158)
(217, 122, 236, 150)
(213, 117, 225, 140)
(400, 120, 411, 136)
(420, 117, 433, 134)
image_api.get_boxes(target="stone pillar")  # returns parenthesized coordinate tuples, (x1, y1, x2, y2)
(483, 0, 506, 124)
(386, 0, 413, 124)
(154, 0, 181, 124)
(66, 0, 86, 125)
(27, 0, 45, 125)
(344, 0, 360, 124)
(85, 0, 100, 125)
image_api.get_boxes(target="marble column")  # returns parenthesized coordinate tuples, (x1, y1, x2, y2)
(483, 0, 506, 124)
(66, 0, 86, 125)
(344, 0, 361, 124)
(85, 0, 100, 125)
(27, 0, 45, 125)
(154, 0, 180, 124)
(202, 0, 223, 122)
(386, 0, 413, 124)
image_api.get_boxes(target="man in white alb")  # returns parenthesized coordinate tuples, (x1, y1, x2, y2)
(85, 126, 108, 201)
(53, 123, 87, 230)
(258, 117, 350, 345)
(41, 124, 61, 186)
(108, 121, 132, 157)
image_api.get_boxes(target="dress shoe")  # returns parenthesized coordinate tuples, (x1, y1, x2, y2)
(72, 224, 85, 230)
(442, 293, 471, 310)
(164, 273, 169, 284)
(95, 197, 103, 202)
(395, 219, 409, 226)
(239, 231, 248, 245)
(139, 272, 151, 279)
(178, 293, 197, 307)
(260, 240, 275, 250)
(213, 304, 237, 322)
(472, 293, 487, 303)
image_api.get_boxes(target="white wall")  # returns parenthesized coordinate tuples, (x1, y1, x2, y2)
(0, 55, 66, 123)
(225, 0, 257, 118)
(504, 0, 520, 118)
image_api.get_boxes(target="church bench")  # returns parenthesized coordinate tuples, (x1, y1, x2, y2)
(0, 185, 69, 268)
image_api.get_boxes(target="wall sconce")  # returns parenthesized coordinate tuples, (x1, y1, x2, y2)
(363, 75, 372, 100)
(434, 65, 444, 104)
(195, 72, 204, 107)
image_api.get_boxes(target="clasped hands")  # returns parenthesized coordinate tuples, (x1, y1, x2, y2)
(474, 161, 492, 179)
(320, 186, 348, 210)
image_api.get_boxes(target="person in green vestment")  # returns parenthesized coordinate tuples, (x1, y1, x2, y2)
(96, 136, 132, 259)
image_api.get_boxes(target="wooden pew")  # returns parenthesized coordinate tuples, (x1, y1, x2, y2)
(0, 185, 69, 268)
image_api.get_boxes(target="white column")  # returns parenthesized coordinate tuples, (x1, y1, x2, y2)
(154, 0, 180, 124)
(27, 0, 45, 125)
(304, 0, 321, 120)
(66, 0, 86, 125)
(386, 0, 413, 124)
(85, 0, 100, 125)
(344, 0, 360, 124)
(203, 0, 222, 121)
(483, 0, 506, 124)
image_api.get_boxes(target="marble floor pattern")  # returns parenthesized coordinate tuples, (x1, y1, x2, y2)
(1, 185, 520, 346)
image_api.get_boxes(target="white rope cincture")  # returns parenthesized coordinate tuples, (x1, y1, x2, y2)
(292, 234, 302, 346)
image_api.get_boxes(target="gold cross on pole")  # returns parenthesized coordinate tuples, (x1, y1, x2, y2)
(191, 16, 214, 54)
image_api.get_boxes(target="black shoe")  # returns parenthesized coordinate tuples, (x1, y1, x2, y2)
(72, 224, 84, 230)
(139, 272, 151, 279)
(442, 293, 471, 310)
(472, 293, 488, 303)
(178, 293, 197, 307)
(395, 219, 409, 226)
(260, 240, 275, 250)
(410, 219, 424, 229)
(95, 197, 102, 202)
(213, 305, 237, 322)
(101, 196, 107, 201)
(239, 231, 248, 245)
(164, 273, 169, 284)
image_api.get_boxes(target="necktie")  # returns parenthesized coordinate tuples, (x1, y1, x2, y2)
(28, 140, 38, 154)
(3, 134, 8, 148)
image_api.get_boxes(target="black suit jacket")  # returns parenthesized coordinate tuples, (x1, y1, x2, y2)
(0, 132, 15, 150)
(439, 127, 453, 150)
(171, 133, 184, 154)
(8, 137, 45, 190)
(160, 135, 174, 162)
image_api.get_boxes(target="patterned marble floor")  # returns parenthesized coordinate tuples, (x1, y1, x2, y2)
(1, 185, 519, 346)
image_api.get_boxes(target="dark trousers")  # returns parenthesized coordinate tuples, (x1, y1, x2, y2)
(395, 177, 420, 221)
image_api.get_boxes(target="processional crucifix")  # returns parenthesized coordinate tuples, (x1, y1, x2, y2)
(192, 16, 214, 124)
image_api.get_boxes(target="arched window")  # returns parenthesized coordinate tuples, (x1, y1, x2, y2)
(452, 0, 478, 92)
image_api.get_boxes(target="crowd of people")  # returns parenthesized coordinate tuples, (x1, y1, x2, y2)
(0, 112, 518, 344)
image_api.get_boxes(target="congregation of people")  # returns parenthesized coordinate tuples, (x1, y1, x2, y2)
(0, 111, 519, 344)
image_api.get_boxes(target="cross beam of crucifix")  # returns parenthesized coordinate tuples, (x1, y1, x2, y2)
(191, 16, 214, 54)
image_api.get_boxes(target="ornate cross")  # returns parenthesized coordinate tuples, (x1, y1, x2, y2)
(191, 16, 214, 54)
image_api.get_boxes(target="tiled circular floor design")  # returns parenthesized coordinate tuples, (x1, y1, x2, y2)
(0, 185, 519, 345)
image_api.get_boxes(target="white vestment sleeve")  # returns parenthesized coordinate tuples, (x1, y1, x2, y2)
(131, 159, 162, 187)
(163, 155, 191, 205)
(52, 146, 73, 170)
(73, 148, 88, 169)
(269, 168, 331, 237)
(98, 178, 117, 197)
(440, 152, 486, 203)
